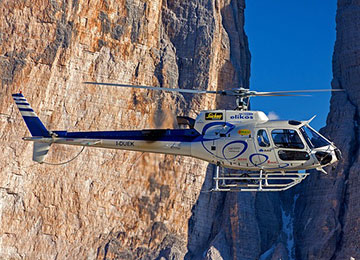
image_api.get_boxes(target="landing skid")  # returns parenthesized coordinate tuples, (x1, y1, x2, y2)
(210, 165, 309, 192)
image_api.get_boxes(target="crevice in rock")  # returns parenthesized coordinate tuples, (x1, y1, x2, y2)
(0, 187, 19, 197)
(331, 98, 360, 260)
(220, 0, 250, 89)
(257, 191, 298, 260)
(185, 164, 227, 259)
(0, 51, 27, 84)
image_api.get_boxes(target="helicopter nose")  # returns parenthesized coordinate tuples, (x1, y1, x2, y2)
(314, 145, 341, 166)
(334, 148, 342, 161)
(315, 151, 333, 165)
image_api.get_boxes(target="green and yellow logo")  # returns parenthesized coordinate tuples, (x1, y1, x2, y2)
(238, 129, 251, 136)
(205, 112, 223, 120)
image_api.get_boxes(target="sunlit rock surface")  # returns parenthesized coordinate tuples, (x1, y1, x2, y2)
(3, 0, 358, 259)
(0, 0, 250, 259)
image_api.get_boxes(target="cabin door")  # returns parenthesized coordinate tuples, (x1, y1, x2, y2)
(252, 128, 279, 168)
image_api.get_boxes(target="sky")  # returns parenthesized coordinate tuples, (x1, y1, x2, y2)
(245, 0, 337, 130)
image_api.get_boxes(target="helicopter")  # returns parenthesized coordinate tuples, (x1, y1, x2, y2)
(12, 84, 343, 191)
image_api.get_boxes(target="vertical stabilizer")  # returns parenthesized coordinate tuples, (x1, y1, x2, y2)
(12, 93, 50, 137)
(13, 93, 52, 162)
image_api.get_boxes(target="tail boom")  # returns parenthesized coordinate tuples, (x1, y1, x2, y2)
(23, 136, 192, 157)
(14, 93, 198, 161)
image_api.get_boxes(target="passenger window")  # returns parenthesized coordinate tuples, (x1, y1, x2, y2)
(271, 129, 304, 149)
(257, 129, 270, 147)
(278, 150, 310, 161)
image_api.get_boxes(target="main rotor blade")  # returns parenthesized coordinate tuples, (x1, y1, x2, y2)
(253, 94, 311, 97)
(84, 81, 221, 94)
(255, 89, 344, 95)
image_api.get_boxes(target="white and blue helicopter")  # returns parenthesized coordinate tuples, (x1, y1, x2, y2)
(12, 84, 343, 191)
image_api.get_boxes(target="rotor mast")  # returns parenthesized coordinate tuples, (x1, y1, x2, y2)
(235, 96, 249, 111)
(231, 87, 252, 111)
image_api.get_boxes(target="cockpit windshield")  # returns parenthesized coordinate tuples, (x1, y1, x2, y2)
(300, 125, 330, 148)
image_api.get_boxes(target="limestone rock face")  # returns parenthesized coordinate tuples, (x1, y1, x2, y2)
(292, 1, 360, 259)
(187, 0, 360, 259)
(3, 0, 360, 259)
(0, 0, 250, 259)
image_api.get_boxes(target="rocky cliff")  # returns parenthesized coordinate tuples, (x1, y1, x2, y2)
(292, 1, 360, 259)
(246, 1, 360, 259)
(187, 0, 360, 259)
(0, 0, 250, 259)
(2, 0, 358, 259)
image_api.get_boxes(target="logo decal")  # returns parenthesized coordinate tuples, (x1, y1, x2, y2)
(237, 158, 248, 161)
(238, 129, 251, 136)
(267, 160, 277, 164)
(230, 113, 254, 120)
(222, 140, 248, 160)
(259, 148, 272, 152)
(205, 112, 223, 120)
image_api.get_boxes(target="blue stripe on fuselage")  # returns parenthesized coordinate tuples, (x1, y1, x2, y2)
(53, 129, 201, 142)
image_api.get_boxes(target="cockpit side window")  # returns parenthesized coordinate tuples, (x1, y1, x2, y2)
(257, 129, 270, 147)
(271, 129, 304, 149)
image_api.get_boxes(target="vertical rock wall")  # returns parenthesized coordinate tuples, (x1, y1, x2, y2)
(0, 0, 250, 259)
(292, 1, 360, 260)
(188, 1, 360, 259)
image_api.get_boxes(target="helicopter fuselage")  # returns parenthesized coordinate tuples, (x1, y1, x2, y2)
(13, 92, 343, 191)
(25, 109, 340, 173)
